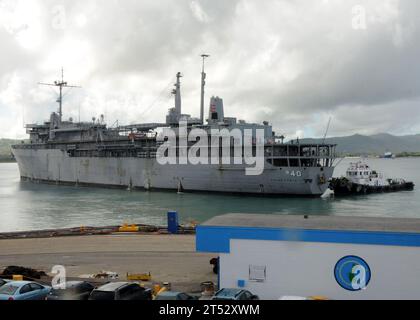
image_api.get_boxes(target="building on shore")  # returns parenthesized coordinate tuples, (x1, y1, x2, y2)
(196, 214, 420, 300)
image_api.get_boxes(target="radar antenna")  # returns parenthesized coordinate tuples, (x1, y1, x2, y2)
(39, 68, 81, 123)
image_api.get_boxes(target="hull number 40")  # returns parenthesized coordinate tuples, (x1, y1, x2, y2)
(286, 170, 302, 177)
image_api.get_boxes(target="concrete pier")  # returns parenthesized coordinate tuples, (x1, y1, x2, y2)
(0, 234, 216, 293)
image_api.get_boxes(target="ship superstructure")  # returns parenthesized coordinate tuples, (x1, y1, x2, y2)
(12, 59, 337, 196)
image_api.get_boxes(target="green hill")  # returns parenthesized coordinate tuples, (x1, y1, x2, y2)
(0, 139, 21, 162)
(300, 133, 420, 156)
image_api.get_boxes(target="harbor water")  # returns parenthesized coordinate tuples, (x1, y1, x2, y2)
(0, 158, 419, 233)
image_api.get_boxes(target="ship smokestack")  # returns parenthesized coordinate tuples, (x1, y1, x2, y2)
(200, 54, 210, 124)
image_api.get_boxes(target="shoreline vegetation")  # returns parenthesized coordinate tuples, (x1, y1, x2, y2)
(395, 152, 420, 158)
(341, 152, 420, 158)
(0, 158, 16, 163)
(1, 139, 20, 163)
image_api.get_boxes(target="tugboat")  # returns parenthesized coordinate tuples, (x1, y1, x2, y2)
(330, 161, 414, 196)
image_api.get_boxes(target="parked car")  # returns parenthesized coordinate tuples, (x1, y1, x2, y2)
(155, 291, 197, 301)
(0, 281, 51, 300)
(46, 281, 95, 300)
(89, 282, 152, 300)
(0, 279, 10, 288)
(212, 288, 259, 301)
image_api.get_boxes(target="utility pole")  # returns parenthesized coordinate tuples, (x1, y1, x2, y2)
(39, 68, 81, 123)
(200, 54, 210, 124)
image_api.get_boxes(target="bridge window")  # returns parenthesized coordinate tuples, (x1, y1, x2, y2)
(288, 146, 299, 156)
(289, 159, 299, 167)
(267, 159, 288, 167)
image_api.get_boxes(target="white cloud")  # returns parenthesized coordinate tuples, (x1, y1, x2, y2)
(190, 1, 210, 23)
(0, 0, 419, 140)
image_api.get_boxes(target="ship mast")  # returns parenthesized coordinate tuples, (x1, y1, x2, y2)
(173, 72, 183, 117)
(200, 54, 210, 124)
(39, 68, 81, 123)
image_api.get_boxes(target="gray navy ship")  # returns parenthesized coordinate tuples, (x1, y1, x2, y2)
(12, 57, 337, 196)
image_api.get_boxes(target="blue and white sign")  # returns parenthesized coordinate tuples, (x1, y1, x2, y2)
(334, 256, 371, 291)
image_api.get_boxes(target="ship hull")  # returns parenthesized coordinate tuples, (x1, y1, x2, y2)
(12, 148, 334, 196)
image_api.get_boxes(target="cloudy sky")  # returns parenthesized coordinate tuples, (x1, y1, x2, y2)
(0, 0, 419, 139)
